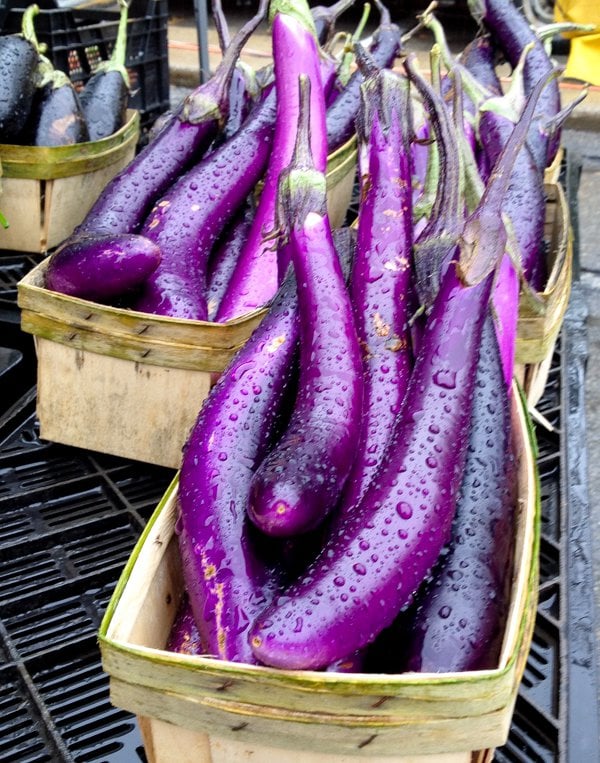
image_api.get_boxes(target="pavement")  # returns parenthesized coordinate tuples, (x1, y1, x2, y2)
(164, 1, 600, 710)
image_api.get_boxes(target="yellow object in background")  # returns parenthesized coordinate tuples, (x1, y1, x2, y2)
(555, 0, 600, 84)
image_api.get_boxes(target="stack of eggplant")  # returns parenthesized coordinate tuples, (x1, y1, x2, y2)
(47, 0, 578, 673)
(0, 1, 131, 147)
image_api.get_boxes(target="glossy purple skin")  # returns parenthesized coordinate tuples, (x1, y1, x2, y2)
(492, 255, 520, 390)
(206, 199, 255, 320)
(29, 83, 89, 146)
(478, 108, 546, 291)
(470, 0, 561, 171)
(401, 314, 516, 672)
(340, 90, 413, 513)
(249, 265, 493, 670)
(248, 212, 363, 538)
(45, 233, 160, 300)
(459, 35, 502, 98)
(215, 12, 327, 323)
(0, 35, 38, 141)
(177, 267, 300, 662)
(131, 89, 276, 320)
(324, 16, 402, 151)
(166, 596, 203, 655)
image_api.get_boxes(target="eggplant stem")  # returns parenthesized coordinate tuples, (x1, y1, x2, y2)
(212, 0, 231, 53)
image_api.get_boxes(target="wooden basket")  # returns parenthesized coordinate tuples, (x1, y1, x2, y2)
(0, 110, 140, 254)
(16, 138, 357, 468)
(515, 182, 572, 406)
(98, 386, 540, 762)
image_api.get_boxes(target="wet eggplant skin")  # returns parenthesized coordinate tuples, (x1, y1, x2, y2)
(0, 35, 39, 142)
(27, 82, 90, 146)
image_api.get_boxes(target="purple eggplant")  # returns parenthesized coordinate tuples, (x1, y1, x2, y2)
(325, 0, 402, 152)
(312, 0, 356, 45)
(206, 198, 256, 320)
(459, 34, 502, 97)
(79, 0, 129, 141)
(177, 223, 355, 662)
(399, 314, 516, 673)
(214, 1, 328, 322)
(45, 233, 160, 301)
(338, 67, 414, 513)
(61, 0, 268, 243)
(248, 70, 549, 670)
(467, 0, 561, 171)
(405, 55, 462, 312)
(26, 66, 89, 146)
(247, 75, 363, 539)
(0, 5, 39, 142)
(130, 86, 276, 321)
(166, 595, 204, 656)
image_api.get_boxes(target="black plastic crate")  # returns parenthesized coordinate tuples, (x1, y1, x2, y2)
(0, 0, 170, 134)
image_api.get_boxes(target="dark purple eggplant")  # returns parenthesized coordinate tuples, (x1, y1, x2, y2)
(26, 55, 89, 146)
(312, 0, 356, 44)
(247, 76, 363, 539)
(0, 5, 39, 142)
(177, 223, 354, 662)
(325, 0, 402, 151)
(130, 86, 276, 321)
(79, 0, 130, 141)
(400, 314, 516, 672)
(468, 0, 561, 170)
(45, 233, 161, 301)
(248, 69, 549, 670)
(63, 0, 268, 242)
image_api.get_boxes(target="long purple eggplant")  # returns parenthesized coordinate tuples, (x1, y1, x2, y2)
(405, 55, 462, 312)
(79, 0, 129, 141)
(45, 233, 160, 301)
(214, 0, 327, 323)
(166, 595, 204, 656)
(399, 314, 517, 672)
(338, 67, 414, 513)
(60, 0, 268, 242)
(467, 0, 561, 171)
(206, 198, 256, 320)
(459, 34, 502, 97)
(130, 86, 276, 320)
(248, 69, 549, 670)
(325, 0, 402, 151)
(177, 226, 355, 662)
(312, 0, 356, 45)
(247, 75, 362, 538)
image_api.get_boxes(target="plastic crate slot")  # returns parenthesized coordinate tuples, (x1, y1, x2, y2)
(3, 595, 95, 659)
(538, 464, 562, 543)
(538, 537, 560, 585)
(0, 550, 65, 602)
(62, 519, 142, 576)
(0, 669, 59, 762)
(495, 696, 559, 761)
(519, 620, 560, 717)
(108, 464, 174, 508)
(536, 581, 560, 622)
(0, 453, 94, 499)
(27, 642, 142, 761)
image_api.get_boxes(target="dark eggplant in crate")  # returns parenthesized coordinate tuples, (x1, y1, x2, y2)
(0, 4, 41, 142)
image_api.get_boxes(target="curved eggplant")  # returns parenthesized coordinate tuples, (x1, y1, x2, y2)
(45, 233, 161, 300)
